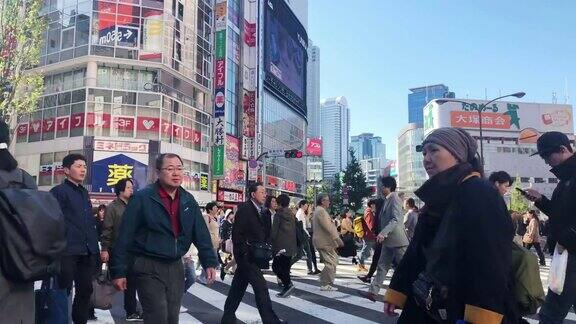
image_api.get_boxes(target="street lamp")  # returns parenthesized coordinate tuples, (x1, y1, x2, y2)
(436, 92, 526, 165)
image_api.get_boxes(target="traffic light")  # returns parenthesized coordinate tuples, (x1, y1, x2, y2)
(284, 149, 303, 158)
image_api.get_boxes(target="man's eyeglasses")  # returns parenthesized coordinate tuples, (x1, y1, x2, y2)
(161, 167, 184, 173)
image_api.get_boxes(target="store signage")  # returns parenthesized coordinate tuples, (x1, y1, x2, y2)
(94, 140, 149, 154)
(91, 154, 147, 193)
(217, 189, 244, 203)
(212, 0, 227, 178)
(306, 138, 322, 156)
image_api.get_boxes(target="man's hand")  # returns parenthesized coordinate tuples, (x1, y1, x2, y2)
(524, 189, 543, 203)
(113, 278, 127, 291)
(376, 234, 386, 243)
(383, 302, 398, 316)
(205, 267, 217, 284)
(100, 251, 109, 263)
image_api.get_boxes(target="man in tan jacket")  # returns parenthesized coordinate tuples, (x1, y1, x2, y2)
(312, 194, 343, 291)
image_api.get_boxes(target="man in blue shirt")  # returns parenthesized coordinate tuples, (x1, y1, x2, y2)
(50, 153, 99, 324)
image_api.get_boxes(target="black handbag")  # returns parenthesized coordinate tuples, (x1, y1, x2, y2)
(246, 241, 273, 268)
(412, 273, 450, 322)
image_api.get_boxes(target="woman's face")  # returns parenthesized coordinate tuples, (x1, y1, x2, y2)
(422, 143, 459, 177)
(270, 198, 278, 210)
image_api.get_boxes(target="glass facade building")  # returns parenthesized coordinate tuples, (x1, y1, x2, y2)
(19, 0, 215, 204)
(408, 84, 452, 124)
(396, 123, 426, 199)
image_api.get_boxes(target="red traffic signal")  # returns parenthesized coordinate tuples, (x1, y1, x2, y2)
(284, 149, 303, 158)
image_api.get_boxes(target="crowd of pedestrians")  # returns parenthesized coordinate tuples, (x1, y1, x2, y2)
(2, 115, 576, 324)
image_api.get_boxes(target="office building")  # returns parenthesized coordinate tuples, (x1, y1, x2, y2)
(306, 42, 320, 139)
(397, 123, 426, 198)
(350, 133, 385, 160)
(320, 96, 349, 180)
(18, 0, 214, 205)
(408, 84, 453, 124)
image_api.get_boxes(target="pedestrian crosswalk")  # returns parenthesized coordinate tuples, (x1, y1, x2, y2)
(82, 254, 576, 323)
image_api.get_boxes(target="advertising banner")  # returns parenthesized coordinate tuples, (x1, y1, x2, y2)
(112, 116, 135, 131)
(221, 135, 244, 191)
(56, 117, 70, 132)
(16, 124, 28, 138)
(212, 0, 227, 178)
(306, 138, 322, 156)
(140, 9, 163, 60)
(426, 100, 574, 136)
(70, 113, 85, 129)
(241, 0, 258, 160)
(86, 113, 111, 129)
(29, 120, 41, 135)
(94, 140, 149, 154)
(42, 117, 55, 134)
(136, 116, 160, 132)
(217, 189, 244, 203)
(91, 154, 147, 193)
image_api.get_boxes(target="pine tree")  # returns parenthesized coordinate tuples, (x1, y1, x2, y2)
(0, 0, 45, 131)
(510, 175, 531, 213)
(343, 149, 372, 212)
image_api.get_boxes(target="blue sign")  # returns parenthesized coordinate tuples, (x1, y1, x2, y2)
(91, 154, 148, 193)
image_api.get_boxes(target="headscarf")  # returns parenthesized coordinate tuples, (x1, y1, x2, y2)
(422, 127, 478, 163)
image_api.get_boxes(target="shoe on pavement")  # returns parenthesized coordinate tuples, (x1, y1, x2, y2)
(359, 291, 376, 302)
(126, 313, 144, 322)
(307, 270, 315, 275)
(220, 268, 226, 281)
(313, 269, 321, 275)
(320, 285, 338, 291)
(357, 275, 371, 283)
(277, 283, 295, 298)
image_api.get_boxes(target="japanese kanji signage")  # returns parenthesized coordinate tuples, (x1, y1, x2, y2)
(212, 0, 227, 178)
(91, 154, 147, 193)
(241, 0, 258, 160)
(94, 140, 149, 153)
(450, 111, 511, 129)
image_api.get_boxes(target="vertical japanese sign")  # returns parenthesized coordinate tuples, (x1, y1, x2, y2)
(212, 0, 227, 178)
(241, 0, 258, 160)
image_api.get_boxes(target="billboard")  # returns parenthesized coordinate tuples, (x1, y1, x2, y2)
(241, 0, 258, 160)
(424, 100, 574, 136)
(221, 135, 245, 191)
(306, 138, 322, 156)
(263, 0, 307, 117)
(212, 0, 227, 178)
(91, 154, 147, 193)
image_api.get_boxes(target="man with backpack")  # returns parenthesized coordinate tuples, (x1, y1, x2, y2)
(523, 132, 576, 324)
(51, 153, 100, 324)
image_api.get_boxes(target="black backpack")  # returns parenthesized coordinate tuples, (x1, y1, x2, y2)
(0, 170, 66, 282)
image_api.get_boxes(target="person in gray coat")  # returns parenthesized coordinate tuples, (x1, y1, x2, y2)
(363, 176, 409, 301)
(271, 194, 298, 298)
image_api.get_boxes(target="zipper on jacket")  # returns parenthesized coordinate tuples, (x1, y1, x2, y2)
(150, 196, 180, 258)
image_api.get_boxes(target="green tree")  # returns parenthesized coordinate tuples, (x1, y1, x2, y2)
(343, 149, 372, 212)
(305, 181, 329, 206)
(329, 173, 343, 217)
(0, 0, 45, 130)
(510, 175, 531, 214)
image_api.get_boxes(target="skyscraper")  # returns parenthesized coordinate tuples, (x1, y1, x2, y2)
(306, 42, 321, 139)
(349, 133, 386, 160)
(397, 123, 426, 198)
(408, 84, 454, 124)
(320, 96, 349, 180)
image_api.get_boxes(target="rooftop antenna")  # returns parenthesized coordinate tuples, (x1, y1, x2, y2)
(565, 77, 570, 104)
(552, 91, 557, 104)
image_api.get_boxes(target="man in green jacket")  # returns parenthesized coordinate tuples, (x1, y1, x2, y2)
(100, 178, 142, 321)
(111, 153, 218, 324)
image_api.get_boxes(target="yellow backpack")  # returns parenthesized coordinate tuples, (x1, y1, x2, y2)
(353, 217, 364, 238)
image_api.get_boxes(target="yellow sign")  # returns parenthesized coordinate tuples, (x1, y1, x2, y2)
(107, 164, 133, 186)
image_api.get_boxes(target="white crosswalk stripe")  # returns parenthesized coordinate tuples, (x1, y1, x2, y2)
(39, 253, 575, 323)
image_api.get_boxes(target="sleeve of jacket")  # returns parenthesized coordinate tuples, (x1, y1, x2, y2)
(556, 225, 576, 253)
(232, 204, 248, 257)
(460, 184, 510, 324)
(100, 203, 115, 251)
(49, 185, 65, 210)
(270, 212, 281, 243)
(321, 211, 340, 241)
(110, 193, 143, 279)
(379, 194, 403, 237)
(534, 195, 553, 217)
(364, 209, 374, 232)
(191, 204, 219, 269)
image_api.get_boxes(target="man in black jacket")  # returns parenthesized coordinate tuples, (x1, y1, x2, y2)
(50, 153, 100, 324)
(524, 132, 576, 324)
(221, 182, 284, 324)
(111, 153, 218, 324)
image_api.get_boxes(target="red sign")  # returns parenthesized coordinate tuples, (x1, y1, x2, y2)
(161, 119, 171, 135)
(217, 189, 244, 203)
(56, 117, 70, 132)
(86, 113, 111, 129)
(183, 127, 192, 142)
(16, 124, 28, 137)
(29, 120, 42, 135)
(306, 138, 323, 156)
(172, 124, 183, 139)
(242, 91, 256, 137)
(215, 59, 225, 88)
(70, 113, 85, 129)
(113, 116, 135, 131)
(193, 130, 201, 144)
(284, 181, 296, 192)
(42, 118, 55, 133)
(450, 111, 511, 129)
(136, 117, 160, 132)
(244, 21, 256, 47)
(267, 175, 278, 188)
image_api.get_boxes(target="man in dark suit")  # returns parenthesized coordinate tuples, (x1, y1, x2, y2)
(221, 182, 285, 324)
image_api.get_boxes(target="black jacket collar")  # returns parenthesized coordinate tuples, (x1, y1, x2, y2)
(550, 154, 576, 181)
(415, 162, 475, 210)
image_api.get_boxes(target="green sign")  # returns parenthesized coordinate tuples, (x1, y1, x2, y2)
(212, 145, 225, 177)
(215, 30, 226, 59)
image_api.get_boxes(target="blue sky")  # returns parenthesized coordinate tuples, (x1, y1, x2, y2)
(308, 0, 576, 158)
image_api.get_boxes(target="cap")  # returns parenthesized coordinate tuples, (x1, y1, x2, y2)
(531, 131, 571, 157)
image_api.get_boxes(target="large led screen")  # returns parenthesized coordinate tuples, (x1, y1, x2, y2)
(264, 0, 308, 117)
